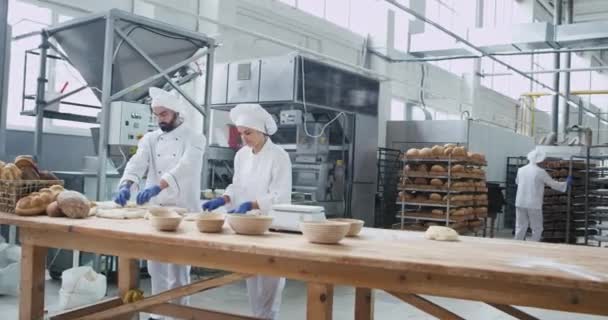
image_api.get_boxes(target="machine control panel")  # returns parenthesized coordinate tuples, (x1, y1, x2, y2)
(108, 101, 151, 146)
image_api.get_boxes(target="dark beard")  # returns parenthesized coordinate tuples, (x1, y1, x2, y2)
(158, 113, 179, 132)
(159, 122, 176, 132)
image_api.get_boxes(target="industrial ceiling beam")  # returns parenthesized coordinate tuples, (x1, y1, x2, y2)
(384, 0, 608, 124)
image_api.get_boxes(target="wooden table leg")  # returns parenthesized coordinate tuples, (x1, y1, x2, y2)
(117, 257, 139, 320)
(355, 288, 374, 320)
(307, 283, 333, 320)
(20, 242, 47, 320)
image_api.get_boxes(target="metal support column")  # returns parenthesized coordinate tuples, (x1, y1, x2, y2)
(201, 48, 215, 189)
(96, 14, 116, 201)
(33, 33, 49, 165)
(551, 0, 563, 138)
(561, 0, 574, 136)
(0, 0, 9, 158)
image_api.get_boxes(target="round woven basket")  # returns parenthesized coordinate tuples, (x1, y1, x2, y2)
(196, 213, 225, 233)
(329, 218, 364, 237)
(300, 221, 350, 244)
(149, 215, 182, 231)
(227, 214, 273, 235)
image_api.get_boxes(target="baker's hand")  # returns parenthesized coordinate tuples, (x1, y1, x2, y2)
(202, 197, 226, 211)
(113, 185, 131, 207)
(136, 185, 162, 205)
(566, 175, 574, 187)
(228, 201, 253, 214)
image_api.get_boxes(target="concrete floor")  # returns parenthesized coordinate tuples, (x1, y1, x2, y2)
(1, 276, 608, 319)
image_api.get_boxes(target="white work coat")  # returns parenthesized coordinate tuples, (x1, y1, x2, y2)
(120, 124, 206, 211)
(224, 138, 291, 319)
(224, 138, 292, 213)
(515, 163, 567, 210)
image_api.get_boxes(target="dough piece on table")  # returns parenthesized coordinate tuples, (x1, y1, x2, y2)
(96, 208, 147, 219)
(424, 226, 459, 241)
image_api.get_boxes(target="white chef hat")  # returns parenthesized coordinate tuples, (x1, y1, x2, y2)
(149, 87, 184, 114)
(527, 149, 546, 164)
(230, 103, 278, 135)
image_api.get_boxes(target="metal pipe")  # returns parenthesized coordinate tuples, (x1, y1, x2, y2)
(562, 0, 574, 137)
(482, 65, 608, 76)
(578, 98, 584, 126)
(110, 49, 208, 101)
(382, 0, 587, 123)
(0, 1, 9, 158)
(552, 0, 563, 138)
(523, 89, 608, 97)
(96, 14, 115, 201)
(114, 27, 206, 117)
(390, 45, 608, 63)
(33, 32, 49, 165)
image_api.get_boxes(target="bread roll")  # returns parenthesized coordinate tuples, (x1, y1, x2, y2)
(57, 191, 90, 219)
(444, 148, 454, 156)
(431, 145, 445, 156)
(452, 208, 466, 216)
(406, 149, 420, 157)
(431, 209, 444, 215)
(430, 179, 443, 187)
(429, 193, 442, 201)
(430, 165, 446, 173)
(419, 148, 433, 158)
(417, 164, 429, 172)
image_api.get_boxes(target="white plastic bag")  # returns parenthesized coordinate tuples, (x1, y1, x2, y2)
(0, 243, 21, 296)
(59, 266, 107, 310)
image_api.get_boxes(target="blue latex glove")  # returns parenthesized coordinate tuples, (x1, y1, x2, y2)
(566, 175, 574, 187)
(228, 201, 253, 214)
(113, 185, 131, 207)
(202, 197, 226, 211)
(136, 185, 162, 205)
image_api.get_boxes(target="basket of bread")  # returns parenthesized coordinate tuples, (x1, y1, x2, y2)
(0, 155, 64, 213)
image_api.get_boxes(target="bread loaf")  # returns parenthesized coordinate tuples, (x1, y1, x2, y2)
(444, 148, 454, 156)
(46, 201, 65, 217)
(39, 170, 59, 180)
(430, 165, 446, 173)
(57, 191, 90, 219)
(453, 146, 467, 157)
(430, 179, 443, 187)
(419, 148, 432, 158)
(15, 189, 54, 216)
(431, 145, 445, 156)
(414, 178, 428, 185)
(431, 209, 444, 215)
(429, 193, 442, 201)
(451, 165, 465, 173)
(417, 164, 429, 172)
(406, 149, 420, 158)
(0, 164, 21, 180)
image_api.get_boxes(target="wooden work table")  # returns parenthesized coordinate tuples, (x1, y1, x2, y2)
(1, 212, 608, 320)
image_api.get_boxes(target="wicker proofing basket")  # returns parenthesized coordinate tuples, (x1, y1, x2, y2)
(0, 180, 64, 213)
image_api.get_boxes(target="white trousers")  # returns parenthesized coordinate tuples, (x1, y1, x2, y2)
(247, 275, 286, 320)
(147, 261, 191, 320)
(515, 207, 543, 241)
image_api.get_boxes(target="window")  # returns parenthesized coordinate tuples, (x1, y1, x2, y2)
(7, 0, 51, 129)
(390, 99, 405, 120)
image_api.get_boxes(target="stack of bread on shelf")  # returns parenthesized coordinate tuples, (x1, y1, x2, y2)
(397, 144, 489, 234)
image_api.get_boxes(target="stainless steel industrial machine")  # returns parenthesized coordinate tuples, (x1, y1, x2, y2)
(209, 53, 380, 224)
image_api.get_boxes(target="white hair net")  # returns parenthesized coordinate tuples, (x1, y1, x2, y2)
(527, 149, 546, 164)
(149, 87, 184, 114)
(230, 103, 278, 135)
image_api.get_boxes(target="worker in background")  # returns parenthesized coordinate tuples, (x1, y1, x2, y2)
(515, 149, 572, 242)
(203, 103, 291, 320)
(114, 87, 206, 320)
